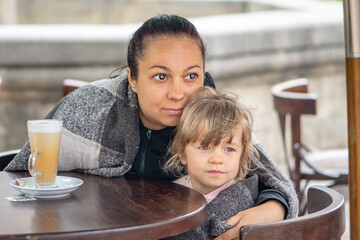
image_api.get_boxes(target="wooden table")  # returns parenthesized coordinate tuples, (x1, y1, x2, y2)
(0, 171, 206, 240)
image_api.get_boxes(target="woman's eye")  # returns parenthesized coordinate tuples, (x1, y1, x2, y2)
(185, 73, 198, 80)
(154, 74, 166, 81)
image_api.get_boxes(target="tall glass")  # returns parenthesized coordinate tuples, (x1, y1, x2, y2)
(27, 120, 63, 187)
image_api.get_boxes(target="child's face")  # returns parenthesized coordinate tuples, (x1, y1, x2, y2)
(181, 129, 243, 195)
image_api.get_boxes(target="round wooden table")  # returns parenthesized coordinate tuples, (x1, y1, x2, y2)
(0, 171, 206, 240)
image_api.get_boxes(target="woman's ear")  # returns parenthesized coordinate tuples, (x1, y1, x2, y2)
(127, 67, 137, 93)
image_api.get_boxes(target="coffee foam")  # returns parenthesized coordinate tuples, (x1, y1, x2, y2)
(27, 120, 63, 133)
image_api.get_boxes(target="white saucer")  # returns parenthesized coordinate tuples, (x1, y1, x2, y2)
(10, 176, 83, 199)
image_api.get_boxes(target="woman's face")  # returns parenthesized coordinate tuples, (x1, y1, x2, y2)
(128, 36, 204, 130)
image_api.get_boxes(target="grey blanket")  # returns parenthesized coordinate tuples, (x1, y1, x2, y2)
(166, 174, 259, 239)
(5, 71, 298, 218)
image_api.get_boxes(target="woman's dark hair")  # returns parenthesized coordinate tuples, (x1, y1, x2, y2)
(127, 14, 206, 80)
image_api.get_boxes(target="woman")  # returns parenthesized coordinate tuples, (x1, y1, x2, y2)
(6, 14, 298, 239)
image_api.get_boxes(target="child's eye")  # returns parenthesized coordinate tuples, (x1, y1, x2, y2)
(225, 147, 236, 152)
(154, 74, 166, 81)
(185, 73, 198, 80)
(199, 146, 210, 150)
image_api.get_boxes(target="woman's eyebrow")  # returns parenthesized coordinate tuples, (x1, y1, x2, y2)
(149, 65, 201, 72)
(184, 65, 201, 72)
(149, 65, 170, 71)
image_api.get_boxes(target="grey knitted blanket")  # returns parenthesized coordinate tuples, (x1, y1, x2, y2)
(166, 174, 259, 240)
(5, 71, 298, 218)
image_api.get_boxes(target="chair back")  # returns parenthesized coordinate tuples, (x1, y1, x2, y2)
(0, 149, 20, 171)
(239, 185, 346, 240)
(271, 78, 317, 192)
(63, 79, 88, 97)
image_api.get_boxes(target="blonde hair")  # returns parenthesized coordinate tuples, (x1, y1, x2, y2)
(163, 86, 258, 180)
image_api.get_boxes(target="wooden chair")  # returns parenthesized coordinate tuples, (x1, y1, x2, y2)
(0, 149, 20, 171)
(239, 185, 346, 240)
(271, 78, 348, 200)
(62, 79, 88, 97)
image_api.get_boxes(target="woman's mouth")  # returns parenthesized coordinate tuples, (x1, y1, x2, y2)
(164, 108, 183, 116)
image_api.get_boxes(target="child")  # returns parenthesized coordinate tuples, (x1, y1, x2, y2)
(163, 86, 260, 239)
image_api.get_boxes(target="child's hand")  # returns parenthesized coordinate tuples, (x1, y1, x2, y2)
(214, 200, 285, 240)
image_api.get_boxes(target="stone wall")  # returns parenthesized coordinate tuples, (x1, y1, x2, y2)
(0, 0, 347, 167)
(0, 0, 277, 24)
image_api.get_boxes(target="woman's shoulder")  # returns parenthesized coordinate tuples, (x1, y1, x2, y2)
(53, 74, 129, 120)
(88, 72, 128, 96)
(61, 72, 129, 104)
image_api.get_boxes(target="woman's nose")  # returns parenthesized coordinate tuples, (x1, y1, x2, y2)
(167, 79, 185, 100)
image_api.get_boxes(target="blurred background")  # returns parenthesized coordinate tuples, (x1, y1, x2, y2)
(0, 0, 349, 238)
(0, 0, 347, 166)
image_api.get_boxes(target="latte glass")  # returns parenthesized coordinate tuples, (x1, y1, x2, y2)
(27, 120, 63, 187)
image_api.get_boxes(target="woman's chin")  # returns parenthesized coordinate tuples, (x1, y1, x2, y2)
(163, 117, 180, 127)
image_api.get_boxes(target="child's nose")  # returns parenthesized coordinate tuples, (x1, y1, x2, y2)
(209, 149, 223, 164)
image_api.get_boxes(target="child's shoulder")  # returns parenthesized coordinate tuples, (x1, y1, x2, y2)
(173, 175, 191, 188)
(218, 174, 259, 201)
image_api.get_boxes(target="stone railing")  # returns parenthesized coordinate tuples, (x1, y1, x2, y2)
(0, 0, 347, 166)
(0, 0, 277, 24)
